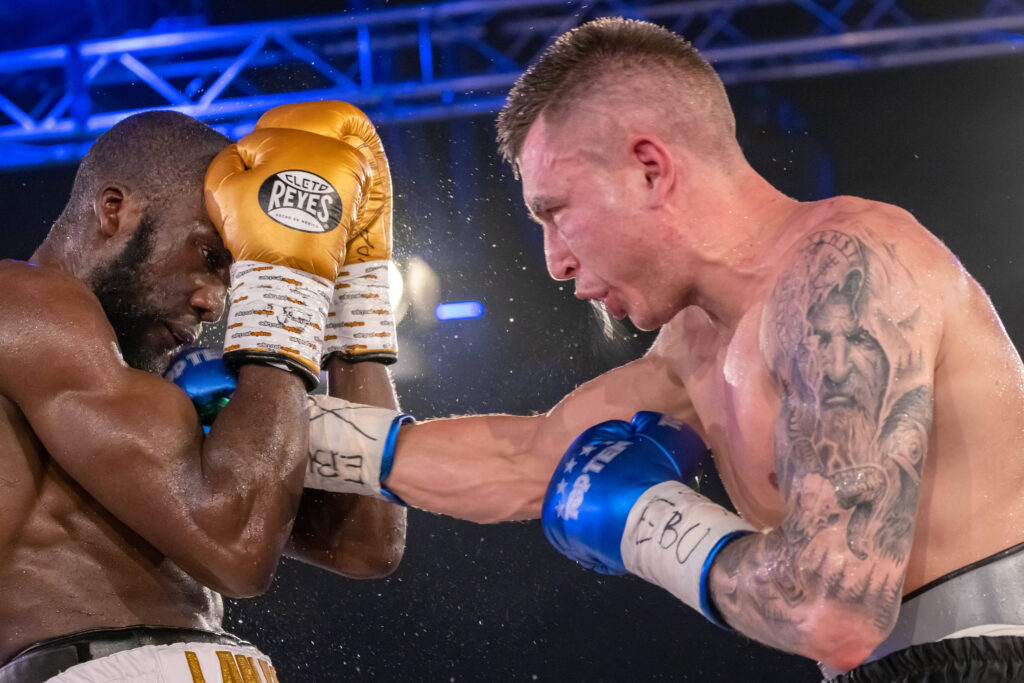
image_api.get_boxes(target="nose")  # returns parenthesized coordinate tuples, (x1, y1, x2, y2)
(191, 274, 227, 323)
(543, 225, 578, 281)
(822, 337, 851, 384)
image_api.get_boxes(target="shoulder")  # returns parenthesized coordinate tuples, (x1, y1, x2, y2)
(0, 261, 117, 372)
(763, 198, 947, 376)
(0, 259, 87, 296)
(771, 196, 959, 301)
(791, 196, 953, 270)
(0, 260, 107, 325)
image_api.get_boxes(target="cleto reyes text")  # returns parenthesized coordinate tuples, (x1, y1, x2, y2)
(266, 174, 336, 223)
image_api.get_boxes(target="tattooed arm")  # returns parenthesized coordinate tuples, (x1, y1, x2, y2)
(707, 226, 940, 671)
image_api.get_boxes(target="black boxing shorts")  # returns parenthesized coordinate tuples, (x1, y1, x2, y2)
(821, 542, 1024, 682)
(828, 635, 1024, 682)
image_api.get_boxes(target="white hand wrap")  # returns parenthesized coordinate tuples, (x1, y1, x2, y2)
(622, 481, 756, 628)
(323, 259, 397, 363)
(306, 394, 411, 502)
(224, 261, 332, 388)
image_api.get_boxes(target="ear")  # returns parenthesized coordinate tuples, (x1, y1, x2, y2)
(631, 137, 675, 207)
(94, 185, 140, 238)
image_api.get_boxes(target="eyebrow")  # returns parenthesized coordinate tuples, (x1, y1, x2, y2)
(527, 195, 561, 222)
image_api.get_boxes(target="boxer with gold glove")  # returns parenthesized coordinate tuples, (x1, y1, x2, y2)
(204, 101, 410, 505)
(253, 101, 398, 365)
(205, 111, 375, 387)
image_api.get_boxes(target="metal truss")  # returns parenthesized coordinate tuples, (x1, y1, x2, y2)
(1, 0, 1023, 169)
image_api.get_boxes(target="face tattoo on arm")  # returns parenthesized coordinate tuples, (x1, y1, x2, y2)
(709, 226, 934, 659)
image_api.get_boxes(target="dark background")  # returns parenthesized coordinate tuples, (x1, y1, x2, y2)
(3, 4, 1024, 682)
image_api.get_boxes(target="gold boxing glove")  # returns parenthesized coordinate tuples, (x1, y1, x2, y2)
(205, 125, 372, 388)
(254, 101, 397, 364)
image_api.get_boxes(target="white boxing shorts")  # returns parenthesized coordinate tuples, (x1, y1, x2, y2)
(49, 640, 278, 683)
(0, 626, 277, 683)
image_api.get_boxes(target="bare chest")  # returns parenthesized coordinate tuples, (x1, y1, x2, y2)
(0, 406, 220, 659)
(666, 308, 784, 527)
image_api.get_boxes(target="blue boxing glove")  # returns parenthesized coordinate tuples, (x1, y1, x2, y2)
(542, 411, 757, 629)
(542, 411, 709, 575)
(163, 347, 236, 427)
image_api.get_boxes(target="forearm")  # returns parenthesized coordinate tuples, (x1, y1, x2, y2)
(203, 363, 309, 499)
(287, 358, 406, 576)
(288, 487, 405, 578)
(706, 529, 896, 671)
(386, 413, 554, 523)
(387, 355, 697, 523)
(326, 358, 399, 409)
(573, 466, 894, 672)
(176, 364, 309, 591)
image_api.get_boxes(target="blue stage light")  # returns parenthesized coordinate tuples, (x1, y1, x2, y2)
(435, 301, 484, 321)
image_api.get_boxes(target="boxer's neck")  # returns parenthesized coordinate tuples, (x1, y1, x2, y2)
(30, 233, 89, 279)
(678, 170, 800, 332)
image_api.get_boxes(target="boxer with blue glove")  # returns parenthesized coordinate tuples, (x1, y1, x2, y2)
(542, 412, 754, 628)
(296, 19, 1024, 682)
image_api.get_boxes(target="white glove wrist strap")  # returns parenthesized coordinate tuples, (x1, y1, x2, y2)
(323, 259, 397, 362)
(621, 480, 755, 628)
(225, 261, 332, 387)
(306, 394, 409, 501)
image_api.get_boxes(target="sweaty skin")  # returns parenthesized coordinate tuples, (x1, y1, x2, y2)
(0, 187, 403, 664)
(379, 105, 1024, 670)
(671, 199, 1024, 668)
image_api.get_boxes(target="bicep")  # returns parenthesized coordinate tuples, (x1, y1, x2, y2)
(704, 222, 946, 664)
(516, 348, 697, 495)
(767, 228, 938, 599)
(539, 345, 698, 454)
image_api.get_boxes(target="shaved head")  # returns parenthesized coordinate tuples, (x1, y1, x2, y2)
(53, 110, 229, 237)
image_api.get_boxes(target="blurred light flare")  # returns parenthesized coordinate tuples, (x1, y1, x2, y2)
(435, 301, 484, 320)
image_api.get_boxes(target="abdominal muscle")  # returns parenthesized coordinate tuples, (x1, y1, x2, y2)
(0, 401, 222, 664)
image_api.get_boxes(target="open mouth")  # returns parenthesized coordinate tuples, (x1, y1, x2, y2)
(599, 295, 625, 321)
(163, 321, 197, 348)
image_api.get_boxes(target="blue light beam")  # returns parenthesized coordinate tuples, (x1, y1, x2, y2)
(435, 301, 484, 321)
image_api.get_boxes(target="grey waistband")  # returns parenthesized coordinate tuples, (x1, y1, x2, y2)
(820, 542, 1024, 679)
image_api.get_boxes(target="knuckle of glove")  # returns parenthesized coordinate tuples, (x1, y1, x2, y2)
(572, 418, 634, 448)
(236, 128, 368, 181)
(255, 101, 376, 145)
(253, 102, 393, 249)
(205, 129, 373, 277)
(631, 411, 709, 467)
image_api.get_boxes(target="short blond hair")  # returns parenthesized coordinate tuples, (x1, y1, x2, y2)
(496, 18, 737, 173)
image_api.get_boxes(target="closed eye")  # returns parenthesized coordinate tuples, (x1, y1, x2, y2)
(533, 206, 564, 228)
(528, 195, 566, 226)
(201, 244, 232, 272)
